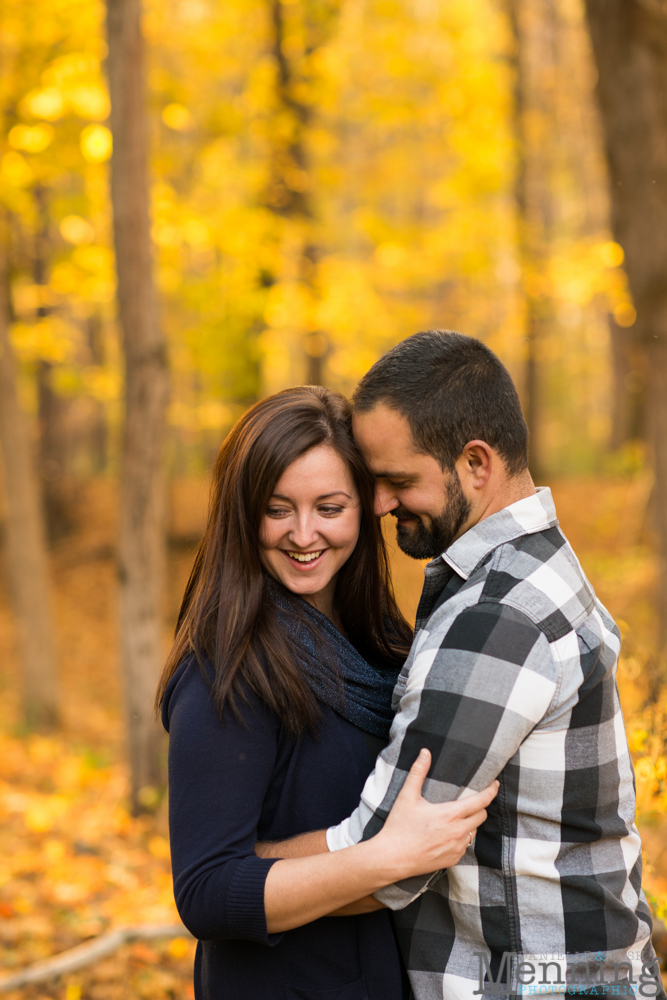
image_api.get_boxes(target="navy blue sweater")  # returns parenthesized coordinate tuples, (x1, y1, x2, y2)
(162, 659, 407, 1000)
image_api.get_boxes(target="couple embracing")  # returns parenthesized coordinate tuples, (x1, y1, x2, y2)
(156, 331, 663, 1000)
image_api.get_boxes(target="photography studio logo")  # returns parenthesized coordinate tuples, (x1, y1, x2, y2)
(473, 951, 663, 996)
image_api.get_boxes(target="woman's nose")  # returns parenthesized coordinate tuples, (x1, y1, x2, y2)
(288, 515, 320, 548)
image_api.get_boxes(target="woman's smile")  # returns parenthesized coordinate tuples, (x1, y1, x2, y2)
(259, 443, 361, 617)
(282, 548, 327, 568)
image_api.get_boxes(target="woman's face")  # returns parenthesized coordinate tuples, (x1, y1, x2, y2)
(259, 443, 361, 613)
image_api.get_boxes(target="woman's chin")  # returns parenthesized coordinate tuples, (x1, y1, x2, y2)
(278, 572, 332, 597)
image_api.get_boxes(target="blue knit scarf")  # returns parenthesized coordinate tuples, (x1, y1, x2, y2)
(268, 579, 401, 739)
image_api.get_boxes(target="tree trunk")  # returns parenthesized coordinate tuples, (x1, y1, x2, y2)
(0, 241, 59, 729)
(37, 361, 74, 541)
(106, 0, 170, 811)
(32, 187, 75, 542)
(85, 313, 109, 474)
(267, 0, 334, 386)
(505, 0, 555, 482)
(584, 0, 667, 687)
(608, 315, 645, 449)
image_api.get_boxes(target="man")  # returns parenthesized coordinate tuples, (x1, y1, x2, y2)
(267, 331, 663, 999)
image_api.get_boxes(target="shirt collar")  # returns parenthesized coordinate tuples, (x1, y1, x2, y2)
(428, 486, 559, 582)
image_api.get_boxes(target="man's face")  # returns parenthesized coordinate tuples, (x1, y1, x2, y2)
(352, 403, 472, 560)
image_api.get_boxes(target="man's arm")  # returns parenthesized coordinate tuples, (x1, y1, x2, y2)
(256, 830, 328, 858)
(327, 602, 557, 909)
(262, 751, 496, 931)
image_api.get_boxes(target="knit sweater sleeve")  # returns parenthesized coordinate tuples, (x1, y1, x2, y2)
(163, 660, 283, 945)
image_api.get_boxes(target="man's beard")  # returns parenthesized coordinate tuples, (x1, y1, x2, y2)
(393, 470, 472, 560)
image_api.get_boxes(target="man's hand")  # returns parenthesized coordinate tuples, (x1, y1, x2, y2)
(255, 829, 328, 858)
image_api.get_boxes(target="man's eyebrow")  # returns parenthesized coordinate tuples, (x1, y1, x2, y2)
(373, 471, 412, 479)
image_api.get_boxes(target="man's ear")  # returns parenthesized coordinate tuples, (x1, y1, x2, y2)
(457, 440, 493, 489)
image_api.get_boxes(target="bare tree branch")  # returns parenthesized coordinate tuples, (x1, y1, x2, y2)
(0, 923, 192, 991)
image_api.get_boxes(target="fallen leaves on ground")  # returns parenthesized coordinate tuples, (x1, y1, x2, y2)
(0, 730, 195, 999)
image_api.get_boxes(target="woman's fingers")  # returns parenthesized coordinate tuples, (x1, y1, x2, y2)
(481, 780, 500, 803)
(378, 760, 500, 878)
(451, 781, 499, 818)
(464, 808, 488, 831)
(396, 757, 497, 818)
(395, 748, 432, 802)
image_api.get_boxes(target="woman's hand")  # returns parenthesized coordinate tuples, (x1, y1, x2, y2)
(373, 748, 499, 882)
(263, 748, 498, 932)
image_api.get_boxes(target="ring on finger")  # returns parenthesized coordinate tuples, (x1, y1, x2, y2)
(467, 831, 475, 848)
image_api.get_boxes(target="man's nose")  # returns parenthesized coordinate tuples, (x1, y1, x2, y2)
(374, 485, 399, 518)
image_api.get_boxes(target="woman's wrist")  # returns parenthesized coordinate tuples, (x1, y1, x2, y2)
(265, 842, 397, 932)
(353, 831, 410, 886)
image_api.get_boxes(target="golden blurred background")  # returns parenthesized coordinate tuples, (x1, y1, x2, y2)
(0, 0, 666, 996)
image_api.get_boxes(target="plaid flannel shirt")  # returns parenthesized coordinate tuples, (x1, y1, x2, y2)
(327, 489, 662, 1000)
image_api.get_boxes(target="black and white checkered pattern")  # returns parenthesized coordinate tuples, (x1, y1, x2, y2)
(327, 489, 662, 999)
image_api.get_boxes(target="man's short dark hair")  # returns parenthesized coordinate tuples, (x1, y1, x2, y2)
(353, 330, 529, 475)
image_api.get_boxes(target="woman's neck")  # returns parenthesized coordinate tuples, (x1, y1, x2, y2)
(302, 581, 346, 635)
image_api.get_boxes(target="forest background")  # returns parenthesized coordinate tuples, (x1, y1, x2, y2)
(0, 0, 666, 997)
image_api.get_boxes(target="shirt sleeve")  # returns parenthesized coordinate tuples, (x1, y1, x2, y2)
(326, 601, 558, 909)
(164, 661, 284, 944)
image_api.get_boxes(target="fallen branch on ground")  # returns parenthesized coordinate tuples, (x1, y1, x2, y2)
(0, 923, 193, 991)
(2, 917, 664, 991)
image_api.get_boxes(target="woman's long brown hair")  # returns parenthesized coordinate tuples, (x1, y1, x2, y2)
(156, 385, 413, 738)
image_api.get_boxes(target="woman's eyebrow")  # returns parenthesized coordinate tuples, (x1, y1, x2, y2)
(270, 491, 352, 500)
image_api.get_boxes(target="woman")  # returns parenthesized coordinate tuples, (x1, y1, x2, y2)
(156, 386, 496, 1000)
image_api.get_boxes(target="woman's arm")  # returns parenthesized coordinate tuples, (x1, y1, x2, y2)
(255, 837, 384, 915)
(165, 662, 284, 944)
(166, 663, 496, 940)
(256, 828, 383, 915)
(263, 749, 497, 933)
